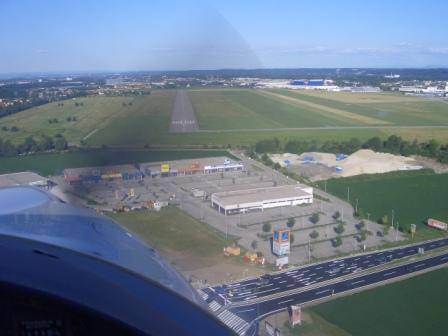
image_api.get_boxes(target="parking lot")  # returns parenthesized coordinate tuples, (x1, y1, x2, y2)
(59, 154, 403, 265)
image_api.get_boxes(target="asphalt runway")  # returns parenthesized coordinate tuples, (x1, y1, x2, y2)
(169, 90, 199, 133)
(202, 237, 448, 335)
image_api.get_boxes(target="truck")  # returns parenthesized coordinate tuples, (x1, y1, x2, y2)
(427, 218, 448, 231)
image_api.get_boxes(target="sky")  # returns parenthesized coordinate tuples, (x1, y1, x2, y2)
(1, 0, 447, 73)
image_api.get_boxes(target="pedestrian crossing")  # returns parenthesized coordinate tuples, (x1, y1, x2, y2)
(208, 300, 222, 312)
(217, 310, 249, 335)
(197, 289, 209, 301)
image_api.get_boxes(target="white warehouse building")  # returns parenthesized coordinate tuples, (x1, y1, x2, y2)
(211, 184, 313, 215)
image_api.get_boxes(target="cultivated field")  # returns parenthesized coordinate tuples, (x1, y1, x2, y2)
(319, 170, 448, 240)
(311, 267, 448, 336)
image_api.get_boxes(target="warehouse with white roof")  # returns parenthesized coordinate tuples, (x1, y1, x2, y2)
(211, 184, 313, 215)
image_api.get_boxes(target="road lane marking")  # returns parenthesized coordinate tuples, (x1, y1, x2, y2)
(277, 298, 294, 305)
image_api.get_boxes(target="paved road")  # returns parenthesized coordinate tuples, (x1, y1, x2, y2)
(230, 252, 448, 335)
(169, 90, 199, 133)
(200, 237, 448, 335)
(205, 232, 447, 307)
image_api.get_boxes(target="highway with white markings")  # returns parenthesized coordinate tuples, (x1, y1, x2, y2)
(201, 237, 448, 335)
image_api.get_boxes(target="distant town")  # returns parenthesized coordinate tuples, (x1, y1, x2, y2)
(1, 68, 447, 119)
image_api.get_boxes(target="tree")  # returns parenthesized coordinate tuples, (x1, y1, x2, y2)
(2, 140, 17, 156)
(358, 220, 366, 229)
(309, 213, 320, 224)
(273, 162, 281, 170)
(345, 137, 362, 153)
(363, 136, 383, 152)
(379, 214, 389, 225)
(334, 223, 345, 235)
(39, 136, 54, 150)
(309, 230, 319, 239)
(359, 230, 367, 241)
(333, 236, 342, 247)
(24, 136, 37, 152)
(286, 217, 296, 228)
(333, 211, 341, 220)
(262, 222, 271, 233)
(255, 139, 279, 153)
(54, 136, 67, 151)
(251, 240, 258, 250)
(384, 135, 403, 154)
(355, 207, 366, 218)
(424, 139, 440, 157)
(1, 126, 8, 131)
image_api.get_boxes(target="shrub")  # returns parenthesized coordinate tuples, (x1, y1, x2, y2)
(309, 213, 320, 224)
(286, 217, 296, 228)
(251, 240, 258, 250)
(262, 222, 272, 233)
(309, 230, 319, 239)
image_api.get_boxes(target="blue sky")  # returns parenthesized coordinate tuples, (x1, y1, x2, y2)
(1, 0, 447, 73)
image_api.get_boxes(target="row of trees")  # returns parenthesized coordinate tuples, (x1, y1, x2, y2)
(0, 134, 67, 157)
(1, 125, 19, 132)
(253, 135, 448, 164)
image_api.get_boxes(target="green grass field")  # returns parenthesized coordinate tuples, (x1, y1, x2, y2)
(0, 90, 175, 145)
(0, 149, 235, 176)
(318, 170, 448, 240)
(2, 88, 448, 148)
(189, 89, 359, 129)
(311, 267, 448, 336)
(274, 89, 448, 126)
(109, 206, 233, 257)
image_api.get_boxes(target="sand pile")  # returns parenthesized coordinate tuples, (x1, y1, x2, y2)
(269, 149, 423, 178)
(338, 149, 421, 177)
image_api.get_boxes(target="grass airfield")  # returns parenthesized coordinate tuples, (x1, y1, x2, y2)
(1, 88, 448, 147)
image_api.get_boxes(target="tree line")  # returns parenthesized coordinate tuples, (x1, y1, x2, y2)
(0, 134, 68, 157)
(252, 135, 448, 164)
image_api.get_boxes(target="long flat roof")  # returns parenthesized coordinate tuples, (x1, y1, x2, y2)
(212, 184, 312, 207)
(63, 156, 242, 176)
(0, 171, 47, 188)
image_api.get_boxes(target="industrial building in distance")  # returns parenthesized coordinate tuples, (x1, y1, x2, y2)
(63, 157, 244, 184)
(211, 184, 313, 215)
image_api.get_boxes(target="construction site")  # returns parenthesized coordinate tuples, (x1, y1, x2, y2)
(55, 153, 401, 266)
(269, 149, 424, 181)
